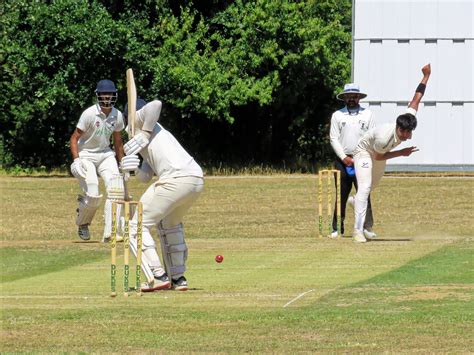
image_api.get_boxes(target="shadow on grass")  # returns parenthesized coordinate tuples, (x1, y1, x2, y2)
(369, 238, 413, 242)
(2, 175, 70, 178)
(319, 240, 472, 298)
(0, 247, 107, 283)
(72, 241, 101, 244)
(340, 236, 413, 242)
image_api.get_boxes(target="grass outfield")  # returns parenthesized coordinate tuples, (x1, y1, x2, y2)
(1, 176, 473, 353)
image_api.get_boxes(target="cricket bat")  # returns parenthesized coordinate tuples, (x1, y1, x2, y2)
(123, 68, 137, 201)
(126, 68, 137, 139)
(125, 69, 143, 294)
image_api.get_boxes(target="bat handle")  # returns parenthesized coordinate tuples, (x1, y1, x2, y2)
(123, 172, 131, 201)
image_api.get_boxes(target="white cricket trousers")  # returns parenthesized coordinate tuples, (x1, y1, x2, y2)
(128, 176, 204, 280)
(353, 151, 386, 234)
(75, 150, 120, 196)
(139, 176, 204, 228)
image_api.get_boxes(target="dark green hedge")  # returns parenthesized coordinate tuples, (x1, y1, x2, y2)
(0, 0, 351, 171)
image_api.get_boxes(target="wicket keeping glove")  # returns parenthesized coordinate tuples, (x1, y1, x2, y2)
(124, 132, 150, 155)
(71, 158, 87, 178)
(120, 154, 140, 173)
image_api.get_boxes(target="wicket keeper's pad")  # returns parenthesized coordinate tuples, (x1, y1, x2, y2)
(76, 193, 102, 226)
(159, 223, 187, 278)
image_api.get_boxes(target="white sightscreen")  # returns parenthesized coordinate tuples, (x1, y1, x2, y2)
(354, 39, 473, 102)
(354, 0, 474, 39)
(353, 0, 474, 167)
(362, 102, 474, 165)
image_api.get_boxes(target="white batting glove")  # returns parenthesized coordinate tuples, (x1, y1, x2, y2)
(120, 154, 140, 173)
(70, 158, 86, 178)
(124, 132, 150, 155)
(107, 174, 125, 200)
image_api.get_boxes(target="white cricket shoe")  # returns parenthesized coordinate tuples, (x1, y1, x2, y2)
(364, 229, 377, 240)
(353, 231, 367, 243)
(141, 273, 171, 292)
(329, 231, 339, 239)
(78, 224, 90, 241)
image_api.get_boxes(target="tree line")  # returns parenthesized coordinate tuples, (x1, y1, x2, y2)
(0, 0, 352, 172)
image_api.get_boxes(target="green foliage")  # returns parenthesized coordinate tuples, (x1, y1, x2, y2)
(1, 0, 352, 169)
(143, 0, 352, 166)
(1, 0, 128, 168)
(148, 5, 280, 123)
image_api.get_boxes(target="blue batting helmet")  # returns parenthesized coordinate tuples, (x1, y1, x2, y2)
(95, 79, 117, 93)
(95, 79, 118, 108)
(123, 97, 147, 118)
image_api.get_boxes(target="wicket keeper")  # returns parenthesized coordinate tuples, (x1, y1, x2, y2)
(69, 79, 125, 242)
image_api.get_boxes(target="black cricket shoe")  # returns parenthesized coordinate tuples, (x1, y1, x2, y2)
(172, 276, 188, 291)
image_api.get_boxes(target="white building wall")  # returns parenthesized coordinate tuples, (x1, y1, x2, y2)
(353, 0, 474, 168)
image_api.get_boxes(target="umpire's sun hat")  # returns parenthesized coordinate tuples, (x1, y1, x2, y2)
(336, 83, 367, 100)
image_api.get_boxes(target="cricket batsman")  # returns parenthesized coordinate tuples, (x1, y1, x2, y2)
(120, 98, 204, 291)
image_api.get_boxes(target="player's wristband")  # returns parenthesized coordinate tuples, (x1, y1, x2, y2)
(416, 83, 426, 95)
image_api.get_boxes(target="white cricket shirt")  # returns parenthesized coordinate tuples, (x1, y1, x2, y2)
(140, 123, 203, 180)
(132, 101, 203, 180)
(76, 104, 124, 153)
(355, 108, 417, 155)
(330, 107, 374, 160)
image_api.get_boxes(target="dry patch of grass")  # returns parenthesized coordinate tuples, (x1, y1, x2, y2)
(396, 285, 473, 301)
(1, 176, 473, 353)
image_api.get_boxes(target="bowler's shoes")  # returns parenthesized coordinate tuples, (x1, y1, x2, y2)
(172, 276, 188, 291)
(141, 273, 171, 292)
(353, 232, 367, 243)
(329, 231, 340, 239)
(78, 224, 90, 241)
(363, 229, 377, 240)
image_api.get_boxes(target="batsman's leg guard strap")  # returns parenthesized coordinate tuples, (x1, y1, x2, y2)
(168, 265, 186, 275)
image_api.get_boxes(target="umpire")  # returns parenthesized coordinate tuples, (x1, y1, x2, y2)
(329, 83, 376, 239)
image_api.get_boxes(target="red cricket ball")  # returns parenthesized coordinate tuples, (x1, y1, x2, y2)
(215, 255, 224, 263)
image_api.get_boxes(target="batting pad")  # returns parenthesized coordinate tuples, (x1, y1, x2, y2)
(158, 223, 187, 278)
